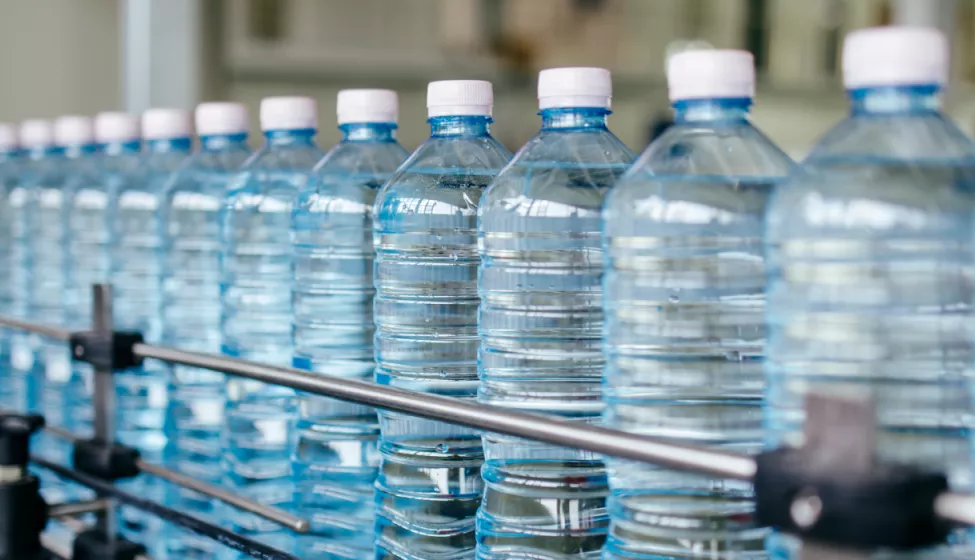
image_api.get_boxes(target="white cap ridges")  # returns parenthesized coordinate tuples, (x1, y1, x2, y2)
(260, 96, 317, 131)
(19, 119, 53, 148)
(196, 102, 250, 136)
(337, 89, 398, 125)
(538, 67, 612, 109)
(54, 115, 95, 146)
(667, 49, 755, 101)
(95, 112, 140, 144)
(0, 123, 16, 152)
(843, 26, 948, 89)
(427, 80, 493, 117)
(142, 108, 192, 140)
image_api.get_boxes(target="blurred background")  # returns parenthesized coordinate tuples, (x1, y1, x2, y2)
(1, 0, 973, 158)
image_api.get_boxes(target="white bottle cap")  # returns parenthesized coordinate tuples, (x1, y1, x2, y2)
(667, 49, 755, 101)
(54, 115, 95, 146)
(95, 112, 141, 144)
(196, 102, 250, 136)
(427, 80, 493, 117)
(19, 120, 54, 148)
(843, 26, 948, 89)
(538, 67, 612, 109)
(337, 89, 399, 124)
(142, 108, 192, 140)
(0, 123, 17, 152)
(260, 96, 318, 132)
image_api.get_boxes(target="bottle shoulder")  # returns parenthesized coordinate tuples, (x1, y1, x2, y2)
(623, 121, 795, 181)
(481, 129, 634, 211)
(306, 142, 408, 190)
(375, 135, 511, 211)
(767, 113, 975, 237)
(805, 112, 975, 164)
(226, 145, 322, 207)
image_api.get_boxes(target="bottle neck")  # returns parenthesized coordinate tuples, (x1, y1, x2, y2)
(102, 140, 142, 156)
(539, 107, 610, 130)
(428, 115, 491, 137)
(25, 146, 61, 160)
(849, 84, 941, 115)
(63, 143, 98, 159)
(264, 128, 317, 147)
(341, 122, 397, 142)
(201, 133, 248, 152)
(146, 137, 192, 154)
(673, 98, 751, 123)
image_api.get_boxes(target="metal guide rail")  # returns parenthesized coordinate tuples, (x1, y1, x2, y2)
(0, 283, 971, 559)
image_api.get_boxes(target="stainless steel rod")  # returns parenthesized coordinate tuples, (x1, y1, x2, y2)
(48, 498, 111, 519)
(0, 315, 70, 341)
(935, 492, 975, 527)
(136, 459, 310, 533)
(43, 424, 309, 533)
(132, 342, 758, 481)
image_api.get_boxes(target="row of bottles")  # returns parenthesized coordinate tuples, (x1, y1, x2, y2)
(0, 24, 970, 560)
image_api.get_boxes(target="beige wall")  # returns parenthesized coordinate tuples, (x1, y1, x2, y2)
(0, 0, 120, 123)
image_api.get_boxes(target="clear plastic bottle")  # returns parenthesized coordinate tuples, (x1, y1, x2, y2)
(64, 114, 136, 438)
(111, 108, 191, 549)
(602, 50, 793, 559)
(0, 123, 20, 411)
(291, 89, 408, 559)
(221, 96, 323, 555)
(476, 67, 634, 559)
(764, 27, 975, 559)
(11, 120, 56, 414)
(32, 116, 99, 508)
(373, 80, 511, 559)
(162, 102, 251, 558)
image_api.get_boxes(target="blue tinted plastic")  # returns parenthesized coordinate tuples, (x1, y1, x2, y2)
(373, 114, 511, 558)
(162, 131, 251, 558)
(220, 127, 323, 556)
(603, 98, 794, 559)
(111, 135, 190, 552)
(0, 147, 20, 411)
(476, 106, 633, 559)
(291, 121, 408, 559)
(764, 85, 975, 559)
(29, 140, 99, 513)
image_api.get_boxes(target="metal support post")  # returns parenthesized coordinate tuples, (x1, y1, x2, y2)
(89, 284, 118, 542)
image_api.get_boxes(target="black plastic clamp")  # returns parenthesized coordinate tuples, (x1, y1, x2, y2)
(72, 529, 146, 560)
(0, 413, 48, 559)
(69, 331, 144, 370)
(0, 413, 44, 468)
(72, 439, 140, 482)
(755, 447, 951, 551)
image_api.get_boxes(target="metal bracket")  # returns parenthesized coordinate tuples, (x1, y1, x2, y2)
(71, 529, 146, 560)
(755, 393, 950, 557)
(69, 331, 144, 371)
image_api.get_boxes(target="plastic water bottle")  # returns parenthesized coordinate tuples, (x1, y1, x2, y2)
(64, 113, 139, 442)
(603, 50, 794, 559)
(221, 96, 322, 554)
(10, 120, 57, 414)
(0, 123, 20, 411)
(111, 108, 191, 548)
(476, 68, 634, 559)
(162, 102, 250, 558)
(765, 27, 975, 559)
(374, 80, 511, 559)
(32, 116, 99, 507)
(292, 89, 407, 558)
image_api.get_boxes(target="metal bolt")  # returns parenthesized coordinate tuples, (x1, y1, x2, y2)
(791, 490, 823, 529)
